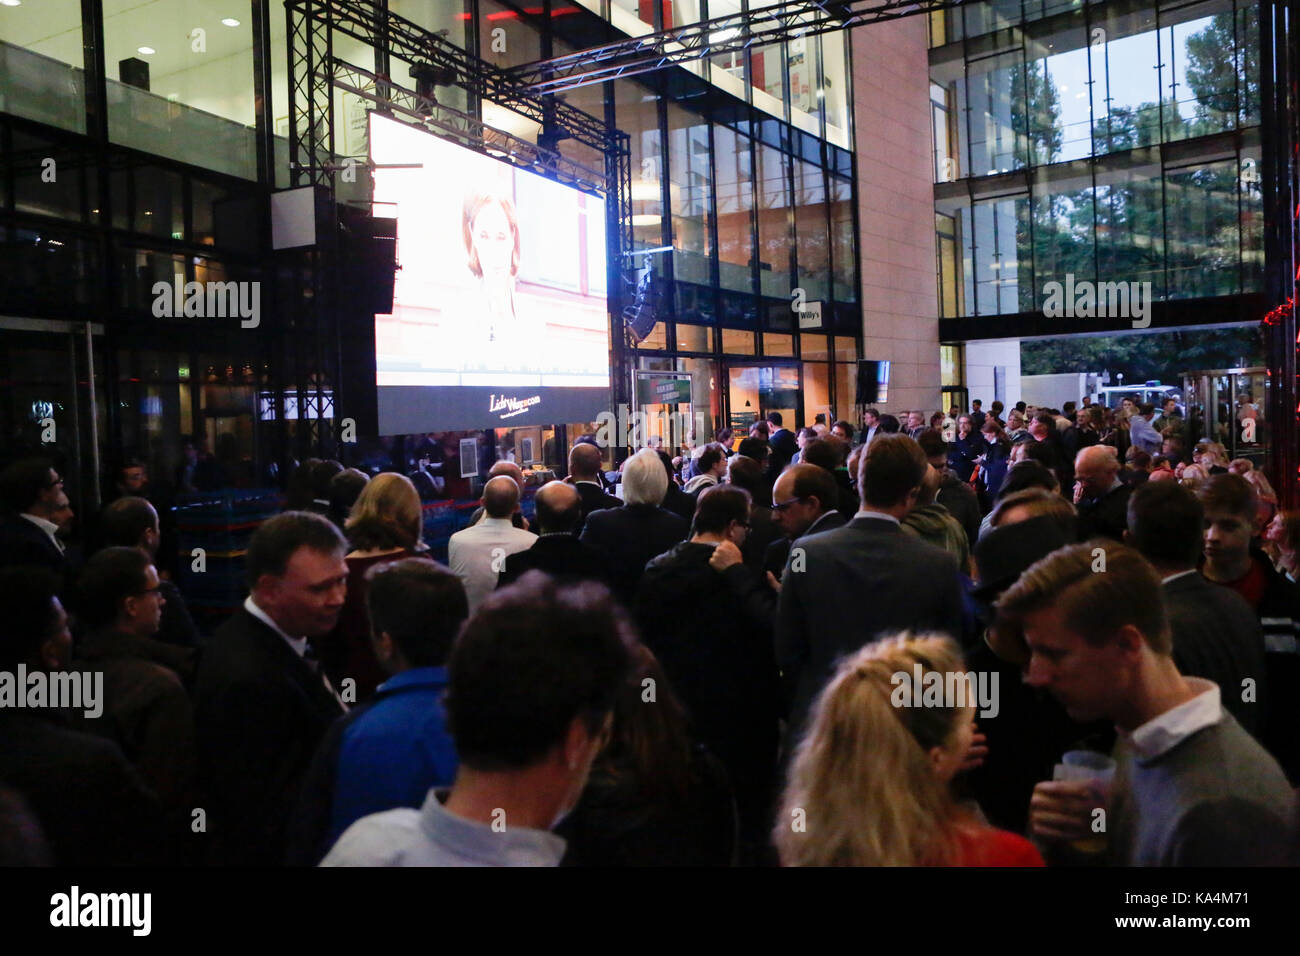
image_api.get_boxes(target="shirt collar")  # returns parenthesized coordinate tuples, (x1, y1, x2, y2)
(808, 511, 839, 533)
(419, 790, 566, 866)
(19, 513, 64, 552)
(574, 480, 604, 488)
(1125, 677, 1221, 762)
(1160, 569, 1199, 585)
(376, 666, 447, 696)
(852, 508, 900, 526)
(244, 595, 307, 657)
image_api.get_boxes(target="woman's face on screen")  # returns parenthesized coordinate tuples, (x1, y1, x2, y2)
(472, 202, 514, 278)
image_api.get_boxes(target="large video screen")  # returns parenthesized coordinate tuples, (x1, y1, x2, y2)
(371, 113, 610, 434)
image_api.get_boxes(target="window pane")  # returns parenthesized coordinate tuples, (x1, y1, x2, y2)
(973, 192, 1032, 315)
(1031, 163, 1094, 312)
(802, 333, 829, 360)
(1095, 149, 1165, 299)
(479, 0, 542, 68)
(1166, 160, 1240, 299)
(677, 324, 713, 352)
(635, 321, 668, 350)
(755, 143, 792, 298)
(803, 362, 831, 423)
(834, 337, 858, 361)
(764, 333, 794, 357)
(830, 175, 856, 303)
(13, 131, 85, 222)
(967, 51, 1025, 175)
(617, 80, 664, 253)
(1093, 19, 1161, 155)
(0, 0, 85, 132)
(750, 43, 786, 120)
(721, 329, 755, 355)
(794, 159, 829, 303)
(820, 31, 851, 149)
(105, 1, 256, 180)
(667, 102, 713, 286)
(715, 124, 755, 294)
(833, 361, 857, 424)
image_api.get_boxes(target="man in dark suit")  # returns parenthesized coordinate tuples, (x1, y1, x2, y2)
(567, 442, 621, 532)
(725, 454, 779, 573)
(193, 511, 349, 865)
(1125, 481, 1266, 735)
(860, 408, 881, 448)
(764, 463, 847, 582)
(1073, 445, 1131, 541)
(656, 450, 697, 525)
(582, 449, 689, 604)
(766, 412, 798, 482)
(776, 435, 965, 742)
(499, 481, 610, 588)
(0, 457, 71, 578)
(918, 429, 981, 550)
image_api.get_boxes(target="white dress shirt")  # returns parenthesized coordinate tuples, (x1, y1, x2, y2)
(19, 512, 64, 554)
(1125, 677, 1222, 762)
(852, 508, 900, 525)
(448, 516, 538, 612)
(244, 595, 307, 656)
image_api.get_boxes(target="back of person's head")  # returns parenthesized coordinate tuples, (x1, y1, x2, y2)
(287, 458, 321, 509)
(482, 474, 521, 519)
(365, 558, 467, 668)
(76, 546, 150, 631)
(798, 426, 818, 443)
(98, 496, 158, 548)
(878, 414, 901, 434)
(991, 541, 1169, 665)
(737, 437, 770, 461)
(328, 468, 369, 520)
(1196, 472, 1256, 521)
(1127, 480, 1203, 569)
(0, 457, 54, 514)
(534, 480, 582, 534)
(715, 427, 734, 447)
(726, 454, 766, 498)
(622, 448, 669, 506)
(488, 460, 525, 489)
(989, 488, 1075, 537)
(445, 572, 633, 771)
(696, 443, 726, 475)
(656, 450, 677, 486)
(1126, 449, 1152, 470)
(990, 401, 1004, 414)
(997, 460, 1058, 500)
(0, 567, 63, 670)
(915, 429, 947, 462)
(569, 441, 603, 479)
(776, 632, 968, 866)
(801, 437, 845, 472)
(598, 643, 694, 802)
(784, 463, 838, 514)
(246, 510, 347, 588)
(767, 411, 784, 427)
(749, 420, 770, 439)
(346, 471, 423, 551)
(858, 434, 927, 509)
(310, 459, 343, 500)
(1138, 403, 1155, 417)
(693, 484, 750, 535)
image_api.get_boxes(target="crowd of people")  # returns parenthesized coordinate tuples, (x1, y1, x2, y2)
(0, 394, 1297, 867)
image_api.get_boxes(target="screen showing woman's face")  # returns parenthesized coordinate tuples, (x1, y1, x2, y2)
(472, 202, 514, 278)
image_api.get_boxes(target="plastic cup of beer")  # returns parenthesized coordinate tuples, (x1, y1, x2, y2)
(1052, 750, 1115, 854)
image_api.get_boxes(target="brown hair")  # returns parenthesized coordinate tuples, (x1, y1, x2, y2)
(858, 434, 927, 509)
(346, 472, 423, 552)
(1195, 472, 1256, 521)
(463, 193, 521, 278)
(989, 488, 1075, 535)
(991, 541, 1170, 664)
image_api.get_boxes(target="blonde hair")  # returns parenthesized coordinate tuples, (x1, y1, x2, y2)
(345, 472, 423, 552)
(775, 633, 970, 867)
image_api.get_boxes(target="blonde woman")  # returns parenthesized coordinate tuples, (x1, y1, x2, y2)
(319, 473, 432, 700)
(775, 633, 1042, 867)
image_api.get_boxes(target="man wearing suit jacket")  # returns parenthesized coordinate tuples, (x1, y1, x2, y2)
(860, 408, 881, 448)
(567, 442, 621, 532)
(764, 464, 847, 581)
(766, 412, 798, 479)
(194, 511, 349, 866)
(776, 435, 965, 743)
(1125, 481, 1266, 735)
(498, 481, 611, 589)
(582, 449, 689, 604)
(0, 457, 72, 579)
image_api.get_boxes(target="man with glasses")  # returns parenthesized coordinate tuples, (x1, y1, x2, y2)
(918, 429, 981, 550)
(0, 458, 74, 580)
(74, 546, 197, 828)
(765, 464, 848, 586)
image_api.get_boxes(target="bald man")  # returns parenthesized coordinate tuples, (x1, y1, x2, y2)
(567, 442, 621, 533)
(467, 461, 533, 533)
(448, 475, 538, 612)
(497, 481, 611, 589)
(1073, 445, 1130, 542)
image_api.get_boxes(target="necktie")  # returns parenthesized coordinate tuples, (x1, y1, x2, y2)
(303, 643, 347, 711)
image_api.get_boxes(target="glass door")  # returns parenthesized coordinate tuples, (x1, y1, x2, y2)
(725, 362, 800, 435)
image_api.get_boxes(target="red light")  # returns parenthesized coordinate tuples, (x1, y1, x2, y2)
(486, 10, 518, 19)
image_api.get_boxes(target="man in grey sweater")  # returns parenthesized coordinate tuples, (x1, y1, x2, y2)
(991, 541, 1295, 866)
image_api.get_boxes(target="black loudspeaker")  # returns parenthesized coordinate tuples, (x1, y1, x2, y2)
(345, 216, 397, 316)
(119, 57, 150, 92)
(857, 360, 890, 405)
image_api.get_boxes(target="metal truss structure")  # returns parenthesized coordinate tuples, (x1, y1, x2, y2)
(284, 0, 634, 455)
(506, 0, 969, 94)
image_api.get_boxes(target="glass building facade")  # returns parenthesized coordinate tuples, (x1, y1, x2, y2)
(929, 0, 1264, 322)
(0, 0, 859, 520)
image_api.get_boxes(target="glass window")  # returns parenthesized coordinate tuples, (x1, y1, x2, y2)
(635, 321, 668, 350)
(755, 143, 792, 299)
(936, 212, 961, 317)
(1095, 148, 1165, 299)
(764, 333, 795, 357)
(973, 191, 1032, 315)
(1093, 15, 1161, 156)
(820, 31, 851, 150)
(134, 167, 185, 240)
(833, 362, 857, 424)
(714, 124, 755, 294)
(1238, 3, 1260, 128)
(721, 329, 756, 355)
(967, 50, 1026, 175)
(788, 34, 820, 135)
(617, 80, 665, 252)
(1241, 146, 1263, 291)
(610, 0, 655, 35)
(105, 2, 257, 180)
(677, 324, 713, 352)
(801, 334, 829, 360)
(1024, 30, 1092, 164)
(1166, 159, 1240, 299)
(834, 337, 858, 361)
(0, 0, 85, 133)
(667, 102, 713, 286)
(794, 159, 829, 304)
(479, 0, 542, 69)
(830, 176, 856, 303)
(12, 132, 85, 222)
(390, 0, 468, 50)
(750, 42, 786, 120)
(803, 362, 831, 423)
(1163, 11, 1237, 143)
(1030, 162, 1093, 314)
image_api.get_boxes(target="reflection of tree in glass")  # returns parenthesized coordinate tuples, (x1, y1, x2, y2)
(1022, 326, 1266, 382)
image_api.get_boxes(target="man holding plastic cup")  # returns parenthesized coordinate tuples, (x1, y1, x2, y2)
(989, 540, 1296, 866)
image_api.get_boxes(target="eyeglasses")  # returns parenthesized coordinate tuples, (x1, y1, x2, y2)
(772, 496, 807, 512)
(45, 476, 64, 489)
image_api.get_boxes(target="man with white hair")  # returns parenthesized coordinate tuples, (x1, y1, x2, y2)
(580, 448, 689, 604)
(1073, 445, 1130, 542)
